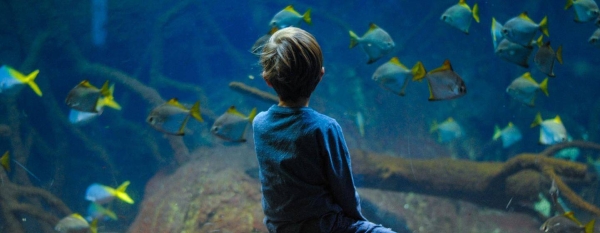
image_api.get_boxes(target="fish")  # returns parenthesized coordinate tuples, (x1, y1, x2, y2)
(430, 117, 463, 143)
(356, 111, 365, 137)
(491, 17, 504, 50)
(530, 113, 568, 145)
(146, 98, 203, 136)
(372, 57, 426, 96)
(495, 38, 534, 68)
(440, 0, 480, 34)
(86, 202, 117, 221)
(0, 65, 42, 96)
(269, 5, 311, 29)
(540, 211, 595, 233)
(1, 151, 9, 172)
(506, 72, 548, 107)
(85, 181, 134, 204)
(349, 23, 396, 64)
(589, 28, 600, 48)
(534, 36, 563, 77)
(565, 0, 600, 23)
(413, 59, 466, 101)
(65, 80, 121, 113)
(501, 12, 549, 47)
(493, 122, 522, 148)
(211, 106, 257, 142)
(69, 109, 100, 125)
(251, 27, 278, 55)
(55, 213, 97, 233)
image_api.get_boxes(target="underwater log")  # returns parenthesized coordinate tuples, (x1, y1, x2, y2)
(229, 81, 279, 103)
(350, 141, 600, 216)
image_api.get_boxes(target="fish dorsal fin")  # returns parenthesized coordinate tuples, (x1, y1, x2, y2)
(368, 23, 379, 32)
(563, 211, 583, 226)
(227, 106, 246, 117)
(99, 81, 110, 97)
(536, 35, 544, 47)
(390, 57, 408, 69)
(71, 213, 86, 221)
(519, 12, 534, 23)
(284, 5, 295, 12)
(167, 98, 187, 110)
(520, 72, 537, 84)
(507, 122, 514, 127)
(553, 115, 562, 124)
(79, 80, 96, 89)
(1, 151, 9, 172)
(446, 117, 454, 122)
(430, 60, 453, 73)
(530, 112, 543, 128)
(458, 0, 469, 9)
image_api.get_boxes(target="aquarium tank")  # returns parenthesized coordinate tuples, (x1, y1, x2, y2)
(0, 0, 599, 232)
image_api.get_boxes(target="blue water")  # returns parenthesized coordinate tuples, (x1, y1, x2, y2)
(1, 0, 599, 232)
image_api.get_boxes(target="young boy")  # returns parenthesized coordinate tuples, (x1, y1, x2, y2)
(253, 27, 396, 233)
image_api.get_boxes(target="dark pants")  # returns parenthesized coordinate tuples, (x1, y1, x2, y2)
(266, 212, 397, 233)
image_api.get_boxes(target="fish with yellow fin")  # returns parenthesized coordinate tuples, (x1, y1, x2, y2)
(501, 12, 549, 47)
(65, 80, 121, 113)
(55, 213, 97, 233)
(349, 23, 396, 64)
(372, 57, 426, 96)
(493, 122, 522, 148)
(589, 28, 600, 48)
(0, 65, 42, 96)
(86, 202, 117, 221)
(495, 38, 533, 67)
(1, 151, 9, 172)
(534, 36, 563, 77)
(565, 0, 599, 23)
(211, 106, 257, 142)
(85, 181, 134, 204)
(251, 27, 278, 55)
(506, 72, 548, 107)
(146, 98, 203, 136)
(491, 17, 504, 50)
(540, 211, 595, 233)
(269, 5, 311, 29)
(430, 117, 463, 143)
(531, 113, 568, 145)
(441, 0, 480, 34)
(413, 60, 466, 101)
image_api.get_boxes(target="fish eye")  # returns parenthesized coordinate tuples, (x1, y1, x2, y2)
(591, 38, 598, 43)
(148, 117, 154, 123)
(501, 29, 508, 35)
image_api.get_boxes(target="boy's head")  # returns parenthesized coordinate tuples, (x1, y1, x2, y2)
(260, 27, 323, 103)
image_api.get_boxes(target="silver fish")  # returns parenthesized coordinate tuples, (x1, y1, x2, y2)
(441, 0, 480, 34)
(506, 72, 548, 107)
(431, 117, 463, 143)
(540, 212, 595, 233)
(414, 60, 466, 101)
(565, 0, 600, 23)
(147, 98, 202, 136)
(501, 12, 549, 47)
(589, 28, 600, 48)
(55, 213, 91, 233)
(349, 23, 396, 64)
(534, 38, 563, 77)
(493, 122, 522, 148)
(530, 113, 568, 145)
(0, 65, 42, 96)
(495, 38, 533, 68)
(372, 57, 426, 96)
(251, 27, 278, 55)
(269, 5, 311, 29)
(211, 106, 257, 142)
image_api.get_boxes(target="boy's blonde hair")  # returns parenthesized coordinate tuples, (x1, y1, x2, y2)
(260, 27, 323, 103)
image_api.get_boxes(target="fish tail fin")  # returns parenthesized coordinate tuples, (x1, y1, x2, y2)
(530, 112, 543, 128)
(565, 0, 574, 10)
(1, 151, 9, 172)
(90, 219, 98, 233)
(349, 30, 360, 48)
(115, 181, 134, 204)
(190, 101, 203, 122)
(556, 45, 563, 64)
(9, 68, 42, 96)
(539, 77, 549, 96)
(100, 83, 122, 110)
(584, 218, 595, 233)
(539, 16, 549, 37)
(248, 107, 258, 122)
(472, 3, 480, 23)
(429, 120, 438, 133)
(411, 61, 426, 81)
(104, 207, 118, 220)
(493, 125, 502, 140)
(303, 8, 312, 25)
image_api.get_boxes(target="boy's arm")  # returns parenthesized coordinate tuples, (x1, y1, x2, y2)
(322, 123, 366, 221)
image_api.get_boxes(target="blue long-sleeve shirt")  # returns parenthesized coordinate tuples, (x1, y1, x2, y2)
(252, 105, 365, 227)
